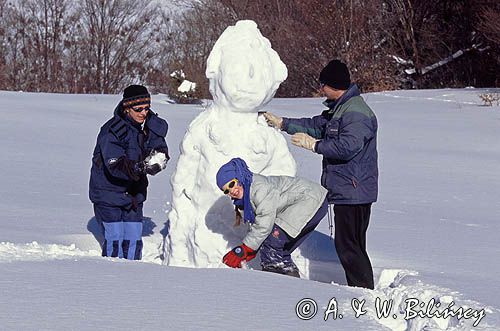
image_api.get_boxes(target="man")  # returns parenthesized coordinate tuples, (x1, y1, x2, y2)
(263, 60, 378, 289)
(89, 85, 169, 260)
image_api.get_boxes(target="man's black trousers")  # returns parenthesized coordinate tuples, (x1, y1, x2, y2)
(334, 203, 374, 289)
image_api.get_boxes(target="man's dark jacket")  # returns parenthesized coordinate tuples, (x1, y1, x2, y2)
(282, 84, 378, 204)
(89, 102, 168, 208)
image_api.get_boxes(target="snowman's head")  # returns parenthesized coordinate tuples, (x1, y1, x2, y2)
(206, 20, 287, 112)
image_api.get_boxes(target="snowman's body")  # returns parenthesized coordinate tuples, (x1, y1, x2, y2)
(166, 20, 296, 267)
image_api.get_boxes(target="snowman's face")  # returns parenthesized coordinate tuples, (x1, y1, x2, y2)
(217, 45, 274, 112)
(206, 21, 287, 113)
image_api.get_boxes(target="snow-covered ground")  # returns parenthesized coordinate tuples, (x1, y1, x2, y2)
(0, 88, 499, 330)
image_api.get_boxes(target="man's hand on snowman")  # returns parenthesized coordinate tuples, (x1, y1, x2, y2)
(291, 133, 318, 151)
(263, 112, 283, 129)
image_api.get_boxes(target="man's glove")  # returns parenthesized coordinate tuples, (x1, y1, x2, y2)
(145, 163, 162, 176)
(223, 244, 257, 268)
(291, 133, 318, 151)
(263, 112, 283, 129)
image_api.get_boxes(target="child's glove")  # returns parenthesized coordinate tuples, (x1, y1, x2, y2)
(223, 244, 257, 268)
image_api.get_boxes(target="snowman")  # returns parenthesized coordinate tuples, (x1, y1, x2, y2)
(165, 20, 296, 267)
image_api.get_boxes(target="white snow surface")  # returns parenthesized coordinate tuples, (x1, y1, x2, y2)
(0, 87, 500, 330)
(177, 79, 196, 93)
(170, 69, 186, 79)
(166, 20, 296, 268)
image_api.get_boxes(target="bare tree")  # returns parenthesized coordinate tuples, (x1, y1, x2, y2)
(143, 9, 177, 94)
(477, 2, 500, 44)
(475, 1, 500, 86)
(27, 0, 69, 91)
(3, 0, 40, 91)
(77, 0, 158, 93)
(164, 0, 233, 98)
(216, 0, 398, 95)
(1, 0, 497, 95)
(381, 0, 498, 88)
(0, 0, 9, 89)
(2, 0, 76, 92)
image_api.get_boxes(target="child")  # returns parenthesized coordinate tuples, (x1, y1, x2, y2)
(216, 158, 328, 277)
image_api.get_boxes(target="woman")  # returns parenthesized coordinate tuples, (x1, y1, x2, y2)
(89, 84, 169, 260)
(216, 158, 328, 277)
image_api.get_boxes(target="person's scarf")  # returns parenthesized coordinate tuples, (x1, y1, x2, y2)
(216, 158, 255, 224)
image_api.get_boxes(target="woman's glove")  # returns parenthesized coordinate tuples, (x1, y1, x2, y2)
(134, 159, 161, 176)
(143, 149, 169, 176)
(223, 244, 257, 268)
(145, 163, 162, 176)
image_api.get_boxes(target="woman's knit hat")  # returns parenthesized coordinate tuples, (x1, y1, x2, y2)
(122, 84, 151, 108)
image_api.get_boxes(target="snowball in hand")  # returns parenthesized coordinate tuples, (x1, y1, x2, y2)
(147, 151, 168, 169)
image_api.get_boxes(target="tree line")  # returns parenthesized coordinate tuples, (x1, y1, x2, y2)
(0, 0, 498, 98)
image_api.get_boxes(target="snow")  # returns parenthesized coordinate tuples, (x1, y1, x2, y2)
(170, 69, 186, 79)
(165, 20, 296, 268)
(177, 79, 196, 93)
(1, 85, 500, 330)
(0, 241, 98, 262)
(205, 20, 288, 112)
(147, 151, 168, 169)
(0, 78, 500, 331)
(391, 55, 413, 65)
